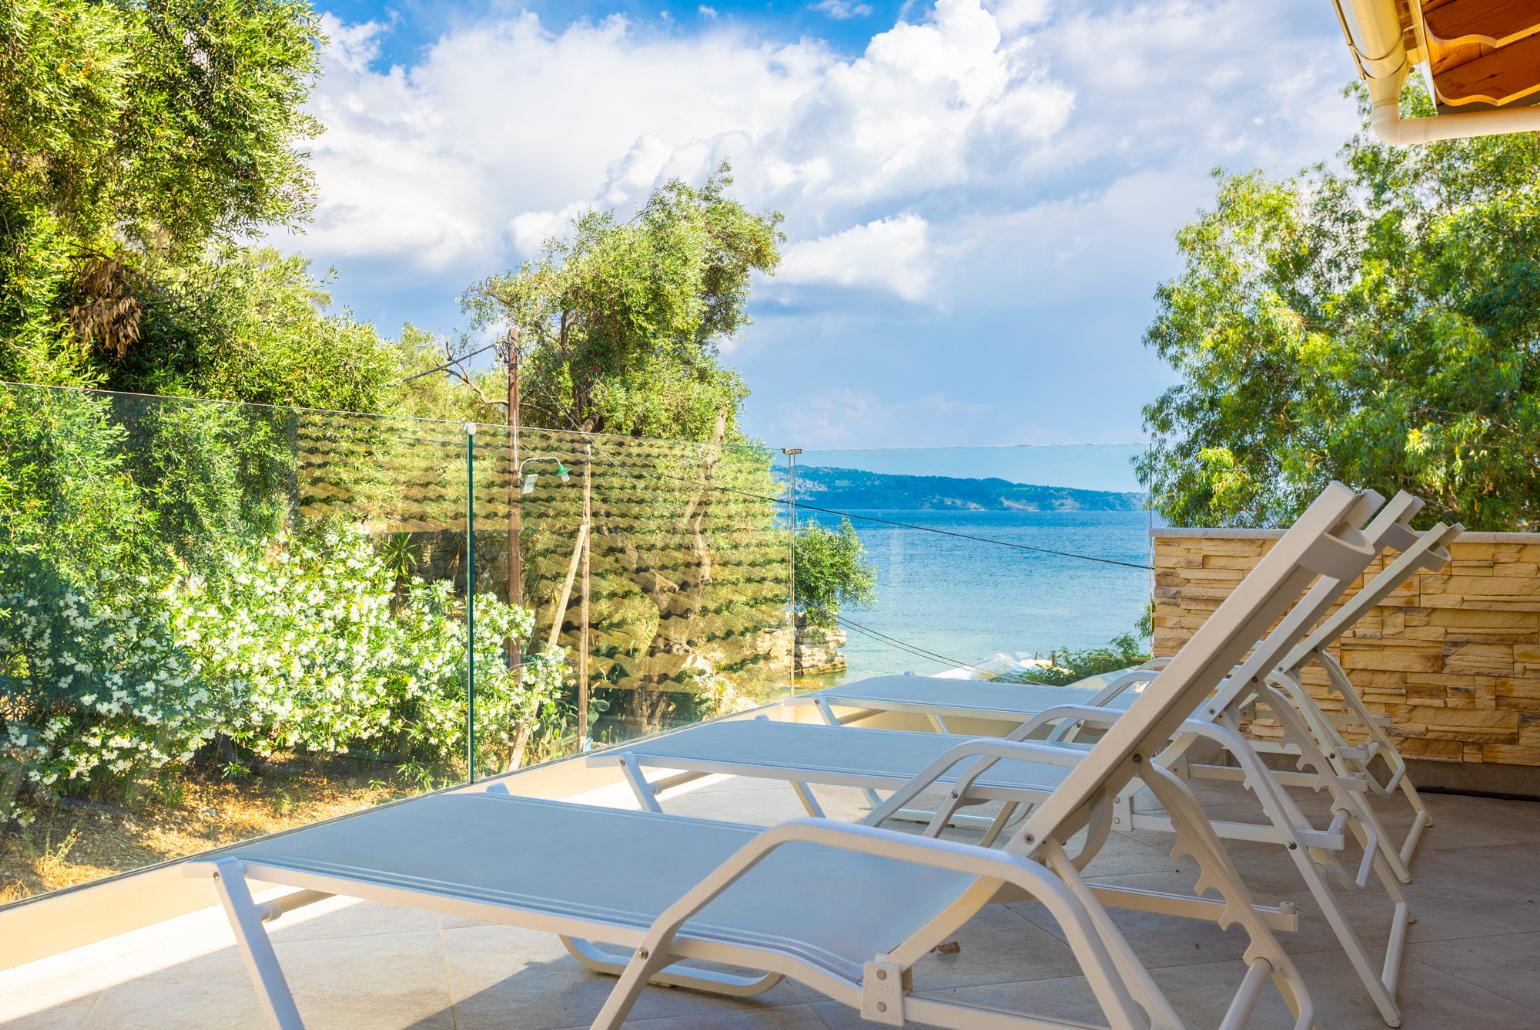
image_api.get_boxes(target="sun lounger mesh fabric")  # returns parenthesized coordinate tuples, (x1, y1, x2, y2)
(819, 675, 1139, 717)
(225, 793, 975, 981)
(622, 721, 1075, 793)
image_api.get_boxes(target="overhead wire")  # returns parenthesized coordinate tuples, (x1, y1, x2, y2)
(400, 343, 500, 384)
(415, 361, 1150, 574)
(556, 432, 995, 672)
(825, 611, 986, 674)
(570, 432, 1153, 570)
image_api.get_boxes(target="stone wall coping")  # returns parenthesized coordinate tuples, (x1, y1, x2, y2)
(1152, 528, 1540, 544)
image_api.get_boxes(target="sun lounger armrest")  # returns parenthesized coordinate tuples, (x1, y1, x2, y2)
(630, 816, 1136, 1019)
(930, 736, 1092, 767)
(1008, 703, 1127, 743)
(863, 736, 1091, 833)
(1083, 669, 1157, 708)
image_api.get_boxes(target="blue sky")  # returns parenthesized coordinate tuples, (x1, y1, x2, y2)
(280, 0, 1360, 454)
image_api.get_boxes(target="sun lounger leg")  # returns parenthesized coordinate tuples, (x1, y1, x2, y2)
(1219, 958, 1273, 1030)
(210, 859, 304, 1030)
(1138, 763, 1316, 1030)
(1204, 706, 1404, 1027)
(559, 937, 783, 997)
(1315, 651, 1433, 869)
(591, 942, 677, 1028)
(617, 755, 665, 813)
(1340, 775, 1414, 885)
(790, 780, 826, 818)
(1263, 692, 1415, 1017)
(979, 800, 1022, 848)
(815, 697, 888, 810)
(1398, 783, 1432, 867)
(1039, 838, 1184, 1028)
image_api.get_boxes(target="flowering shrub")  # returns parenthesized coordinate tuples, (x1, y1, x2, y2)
(168, 526, 566, 769)
(0, 561, 215, 825)
(0, 527, 568, 826)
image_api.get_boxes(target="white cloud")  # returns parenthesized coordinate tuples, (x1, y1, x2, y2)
(293, 1, 1363, 445)
(813, 0, 875, 17)
(988, 0, 1053, 32)
(300, 1, 1351, 294)
(300, 2, 1078, 281)
(933, 167, 1214, 306)
(779, 214, 933, 301)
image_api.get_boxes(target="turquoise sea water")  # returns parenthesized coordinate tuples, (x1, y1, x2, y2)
(796, 508, 1155, 682)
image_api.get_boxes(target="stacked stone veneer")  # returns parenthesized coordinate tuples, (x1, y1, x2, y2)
(1153, 530, 1540, 779)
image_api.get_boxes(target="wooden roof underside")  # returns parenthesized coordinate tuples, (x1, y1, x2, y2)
(1411, 0, 1540, 109)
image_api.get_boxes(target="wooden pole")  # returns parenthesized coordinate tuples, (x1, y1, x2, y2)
(506, 330, 522, 607)
(579, 443, 592, 747)
(545, 523, 588, 652)
(782, 447, 801, 681)
(465, 423, 477, 782)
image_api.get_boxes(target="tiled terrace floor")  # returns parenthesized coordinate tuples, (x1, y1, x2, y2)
(3, 774, 1540, 1029)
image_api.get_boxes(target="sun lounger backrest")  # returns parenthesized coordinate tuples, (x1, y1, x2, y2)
(1204, 490, 1422, 712)
(1279, 519, 1462, 674)
(1015, 482, 1381, 848)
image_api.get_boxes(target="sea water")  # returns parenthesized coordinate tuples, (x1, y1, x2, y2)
(795, 508, 1155, 682)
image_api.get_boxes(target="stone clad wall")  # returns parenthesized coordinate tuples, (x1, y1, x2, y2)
(1153, 530, 1540, 779)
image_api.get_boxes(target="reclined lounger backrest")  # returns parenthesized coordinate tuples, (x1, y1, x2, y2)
(1204, 490, 1425, 715)
(1014, 482, 1383, 850)
(1278, 518, 1462, 678)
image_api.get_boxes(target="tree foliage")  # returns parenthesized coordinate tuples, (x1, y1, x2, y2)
(996, 633, 1149, 687)
(0, 0, 401, 412)
(1140, 86, 1540, 529)
(464, 164, 783, 442)
(121, 246, 402, 411)
(794, 519, 876, 629)
(1, 0, 320, 248)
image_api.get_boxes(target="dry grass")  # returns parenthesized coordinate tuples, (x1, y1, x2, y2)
(0, 758, 431, 905)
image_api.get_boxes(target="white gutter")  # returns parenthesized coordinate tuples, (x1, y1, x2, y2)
(1371, 99, 1540, 144)
(1340, 0, 1540, 145)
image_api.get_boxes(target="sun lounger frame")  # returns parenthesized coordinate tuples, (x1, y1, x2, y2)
(188, 483, 1377, 1030)
(599, 492, 1423, 1026)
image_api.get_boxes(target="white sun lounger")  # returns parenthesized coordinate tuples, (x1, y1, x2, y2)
(189, 482, 1375, 1029)
(1018, 514, 1459, 883)
(597, 492, 1424, 1026)
(795, 496, 1452, 878)
(1261, 520, 1462, 873)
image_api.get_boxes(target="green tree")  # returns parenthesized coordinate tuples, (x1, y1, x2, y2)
(794, 519, 876, 629)
(0, 0, 331, 390)
(1139, 86, 1540, 530)
(0, 387, 161, 578)
(1, 0, 319, 248)
(464, 163, 783, 442)
(122, 246, 401, 412)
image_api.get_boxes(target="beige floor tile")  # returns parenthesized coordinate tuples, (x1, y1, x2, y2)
(442, 922, 803, 1029)
(1409, 929, 1540, 1010)
(0, 993, 99, 1030)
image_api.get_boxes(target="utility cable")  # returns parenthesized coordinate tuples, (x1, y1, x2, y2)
(832, 614, 986, 674)
(775, 499, 1154, 570)
(400, 343, 500, 384)
(797, 599, 985, 674)
(576, 436, 1153, 571)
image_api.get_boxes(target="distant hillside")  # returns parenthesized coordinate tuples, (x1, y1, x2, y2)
(785, 466, 1146, 512)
